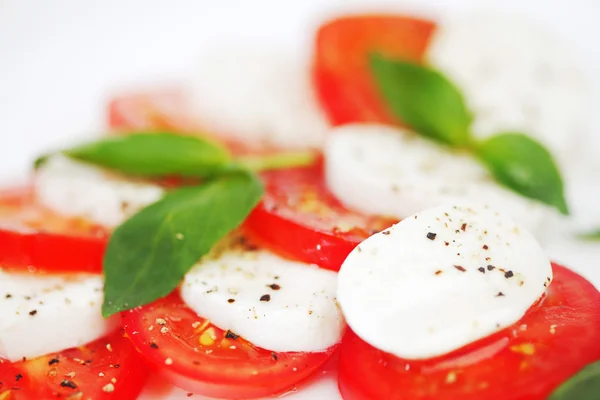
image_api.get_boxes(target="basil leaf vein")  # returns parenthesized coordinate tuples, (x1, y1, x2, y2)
(65, 132, 231, 178)
(101, 171, 263, 317)
(475, 133, 568, 215)
(370, 53, 473, 146)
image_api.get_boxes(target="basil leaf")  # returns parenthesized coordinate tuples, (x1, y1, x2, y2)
(101, 172, 263, 317)
(578, 230, 600, 241)
(548, 361, 600, 400)
(369, 54, 472, 146)
(475, 133, 568, 215)
(65, 132, 230, 178)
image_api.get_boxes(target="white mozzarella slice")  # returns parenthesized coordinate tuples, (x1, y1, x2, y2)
(185, 45, 328, 150)
(428, 13, 590, 168)
(324, 124, 555, 236)
(0, 270, 119, 361)
(181, 248, 345, 353)
(338, 202, 552, 359)
(34, 154, 164, 227)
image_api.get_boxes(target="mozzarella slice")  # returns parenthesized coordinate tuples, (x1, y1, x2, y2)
(0, 270, 119, 361)
(324, 124, 555, 236)
(338, 202, 552, 359)
(185, 45, 328, 150)
(181, 246, 345, 353)
(34, 154, 164, 227)
(428, 13, 590, 168)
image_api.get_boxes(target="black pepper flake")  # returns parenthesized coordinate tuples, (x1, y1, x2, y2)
(60, 380, 77, 389)
(426, 232, 437, 240)
(150, 342, 159, 349)
(48, 358, 59, 366)
(483, 245, 489, 250)
(28, 310, 37, 316)
(487, 265, 496, 271)
(227, 298, 235, 304)
(268, 284, 281, 291)
(382, 231, 390, 235)
(260, 294, 271, 302)
(271, 352, 278, 361)
(478, 267, 485, 273)
(274, 276, 280, 280)
(504, 271, 514, 279)
(5, 294, 11, 299)
(435, 270, 443, 275)
(444, 241, 449, 246)
(461, 223, 467, 232)
(496, 292, 505, 297)
(15, 374, 22, 382)
(453, 265, 466, 272)
(225, 330, 239, 340)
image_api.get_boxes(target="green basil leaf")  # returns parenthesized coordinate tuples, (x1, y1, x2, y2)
(369, 54, 473, 146)
(475, 133, 568, 215)
(65, 132, 230, 178)
(578, 230, 600, 241)
(548, 361, 600, 400)
(101, 171, 263, 317)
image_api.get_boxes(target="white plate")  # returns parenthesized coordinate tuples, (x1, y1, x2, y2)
(1, 1, 599, 399)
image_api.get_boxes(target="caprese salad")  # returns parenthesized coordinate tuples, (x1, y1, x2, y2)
(1, 11, 598, 400)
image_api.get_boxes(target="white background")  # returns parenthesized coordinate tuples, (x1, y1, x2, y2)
(1, 1, 599, 399)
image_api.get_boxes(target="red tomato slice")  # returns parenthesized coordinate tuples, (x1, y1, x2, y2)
(0, 329, 149, 399)
(313, 15, 436, 126)
(244, 161, 396, 271)
(338, 263, 600, 400)
(0, 187, 108, 274)
(108, 92, 274, 157)
(108, 90, 196, 133)
(121, 292, 338, 398)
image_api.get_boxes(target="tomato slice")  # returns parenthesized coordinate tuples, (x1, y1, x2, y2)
(243, 161, 396, 271)
(121, 292, 337, 398)
(0, 329, 149, 399)
(108, 92, 275, 157)
(0, 187, 108, 273)
(338, 263, 600, 400)
(313, 15, 436, 126)
(108, 90, 197, 133)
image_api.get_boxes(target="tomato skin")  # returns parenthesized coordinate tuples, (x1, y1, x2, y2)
(338, 264, 600, 400)
(0, 187, 108, 274)
(244, 161, 396, 271)
(313, 15, 436, 126)
(121, 292, 338, 399)
(0, 329, 149, 399)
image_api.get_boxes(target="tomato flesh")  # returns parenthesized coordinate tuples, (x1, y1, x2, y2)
(0, 187, 108, 273)
(0, 329, 149, 399)
(244, 161, 396, 271)
(313, 15, 436, 125)
(338, 264, 600, 400)
(121, 292, 337, 398)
